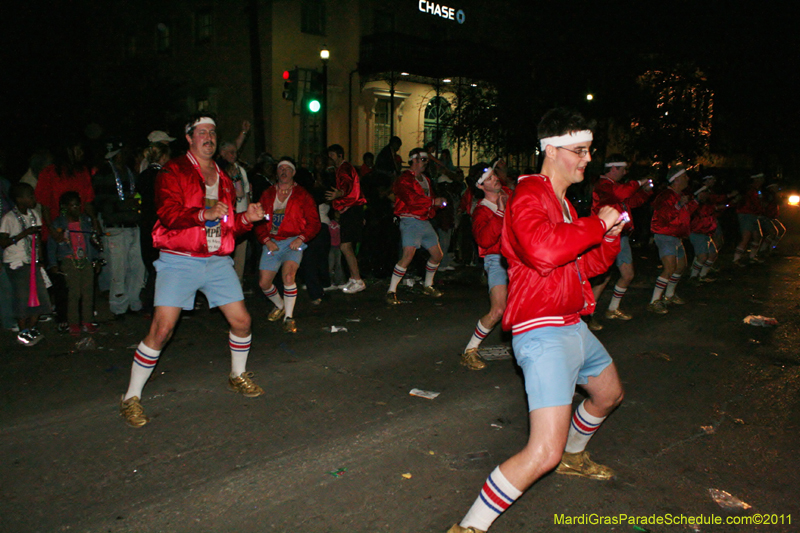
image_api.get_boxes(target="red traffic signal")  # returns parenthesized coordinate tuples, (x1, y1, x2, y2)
(282, 69, 297, 101)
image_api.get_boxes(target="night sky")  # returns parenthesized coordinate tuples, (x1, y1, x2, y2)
(2, 1, 797, 178)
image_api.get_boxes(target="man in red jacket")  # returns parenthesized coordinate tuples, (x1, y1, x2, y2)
(590, 155, 652, 322)
(326, 144, 367, 294)
(119, 114, 267, 428)
(446, 109, 624, 533)
(648, 166, 698, 314)
(458, 163, 510, 371)
(386, 148, 447, 304)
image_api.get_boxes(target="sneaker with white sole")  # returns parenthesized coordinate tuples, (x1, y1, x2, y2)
(342, 279, 366, 294)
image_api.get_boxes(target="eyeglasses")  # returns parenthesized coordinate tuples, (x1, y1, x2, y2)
(557, 146, 595, 158)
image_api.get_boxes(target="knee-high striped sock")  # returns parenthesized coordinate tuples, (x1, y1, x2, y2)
(699, 259, 715, 278)
(388, 264, 406, 293)
(229, 332, 251, 377)
(424, 260, 440, 287)
(262, 285, 284, 309)
(125, 342, 161, 400)
(665, 273, 681, 298)
(460, 466, 522, 532)
(283, 284, 297, 319)
(565, 400, 607, 453)
(689, 258, 702, 278)
(651, 276, 668, 303)
(607, 284, 627, 311)
(465, 319, 493, 351)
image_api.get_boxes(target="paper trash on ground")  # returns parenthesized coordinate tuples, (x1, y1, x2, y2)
(409, 388, 440, 400)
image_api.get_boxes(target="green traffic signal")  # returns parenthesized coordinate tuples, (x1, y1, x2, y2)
(307, 98, 321, 113)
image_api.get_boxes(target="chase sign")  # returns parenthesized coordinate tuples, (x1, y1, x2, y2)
(418, 1, 466, 24)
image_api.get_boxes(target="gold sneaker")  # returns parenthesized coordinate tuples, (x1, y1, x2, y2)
(422, 285, 443, 298)
(604, 309, 633, 321)
(228, 371, 264, 397)
(664, 294, 686, 305)
(120, 395, 148, 428)
(647, 300, 668, 314)
(385, 292, 401, 305)
(446, 525, 485, 533)
(283, 318, 298, 333)
(461, 348, 486, 370)
(555, 451, 615, 480)
(267, 307, 285, 322)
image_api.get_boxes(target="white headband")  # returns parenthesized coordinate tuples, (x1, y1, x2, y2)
(186, 117, 216, 134)
(540, 130, 593, 151)
(277, 160, 296, 173)
(410, 152, 429, 160)
(668, 169, 686, 183)
(604, 161, 628, 168)
(477, 167, 493, 185)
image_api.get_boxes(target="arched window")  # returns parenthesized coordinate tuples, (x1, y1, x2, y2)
(424, 96, 451, 151)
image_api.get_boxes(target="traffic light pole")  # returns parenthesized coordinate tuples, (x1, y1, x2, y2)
(321, 61, 328, 150)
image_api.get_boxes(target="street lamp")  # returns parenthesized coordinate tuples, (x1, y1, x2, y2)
(586, 93, 594, 101)
(320, 45, 329, 149)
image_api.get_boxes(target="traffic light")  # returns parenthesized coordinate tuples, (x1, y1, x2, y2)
(282, 69, 297, 101)
(307, 97, 321, 113)
(305, 70, 323, 114)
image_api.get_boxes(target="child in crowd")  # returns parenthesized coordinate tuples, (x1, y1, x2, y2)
(48, 191, 100, 336)
(0, 183, 52, 346)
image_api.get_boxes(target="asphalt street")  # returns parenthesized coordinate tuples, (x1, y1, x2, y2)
(1, 248, 799, 533)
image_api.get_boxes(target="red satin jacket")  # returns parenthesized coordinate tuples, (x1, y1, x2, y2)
(501, 174, 620, 335)
(152, 153, 252, 257)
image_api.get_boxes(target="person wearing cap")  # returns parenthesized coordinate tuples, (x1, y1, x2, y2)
(147, 130, 176, 145)
(647, 165, 699, 314)
(733, 173, 766, 266)
(457, 162, 511, 371)
(119, 113, 267, 428)
(386, 147, 447, 304)
(590, 155, 653, 323)
(446, 109, 625, 533)
(92, 140, 146, 318)
(325, 144, 368, 294)
(254, 157, 320, 333)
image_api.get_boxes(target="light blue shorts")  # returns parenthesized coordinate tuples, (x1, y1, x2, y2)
(615, 235, 633, 267)
(513, 321, 613, 412)
(483, 254, 508, 291)
(689, 233, 713, 255)
(259, 237, 303, 272)
(738, 213, 760, 234)
(154, 253, 243, 310)
(399, 217, 439, 250)
(654, 233, 686, 260)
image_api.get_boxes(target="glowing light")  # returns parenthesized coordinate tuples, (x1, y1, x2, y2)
(320, 47, 330, 60)
(586, 94, 594, 101)
(442, 78, 452, 83)
(788, 195, 800, 206)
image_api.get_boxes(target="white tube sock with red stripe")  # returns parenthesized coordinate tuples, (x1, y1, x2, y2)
(465, 319, 493, 351)
(283, 284, 297, 319)
(607, 285, 627, 311)
(262, 285, 284, 309)
(424, 260, 440, 287)
(124, 342, 161, 400)
(564, 400, 606, 453)
(460, 466, 522, 531)
(388, 264, 406, 293)
(229, 332, 252, 377)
